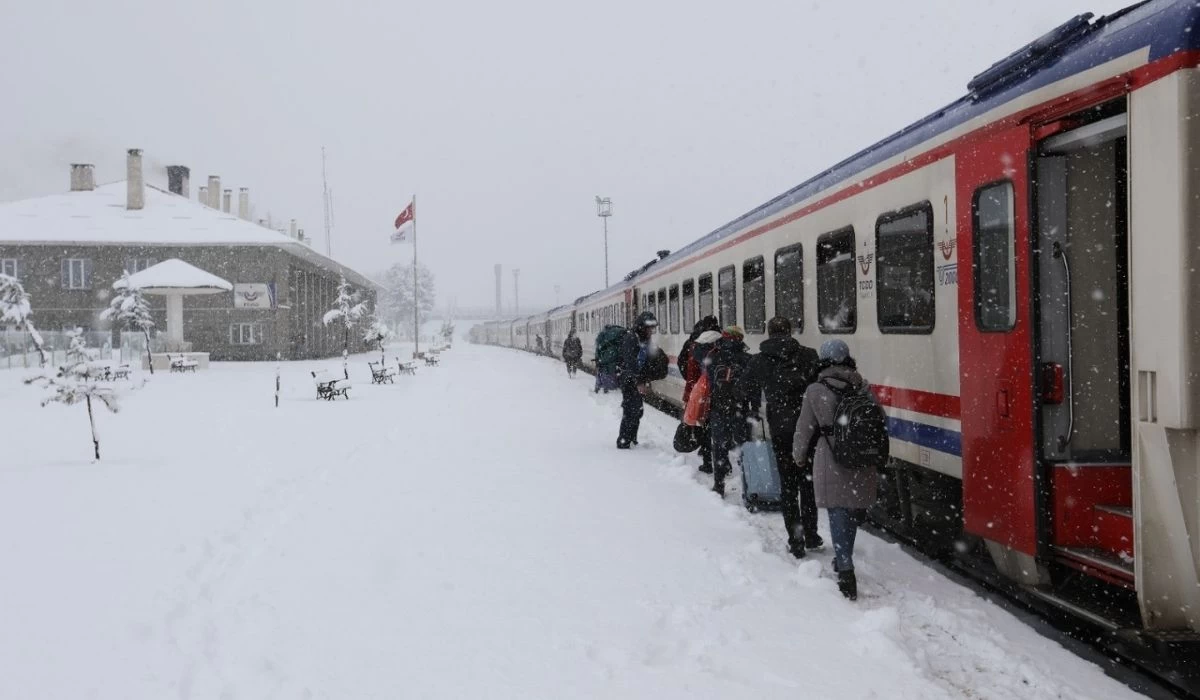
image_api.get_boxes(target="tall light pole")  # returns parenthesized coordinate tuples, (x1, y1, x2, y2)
(513, 268, 520, 315)
(596, 196, 612, 288)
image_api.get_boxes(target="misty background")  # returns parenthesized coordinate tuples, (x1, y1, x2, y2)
(0, 0, 1128, 312)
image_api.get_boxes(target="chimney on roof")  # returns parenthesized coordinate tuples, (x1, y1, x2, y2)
(207, 175, 220, 208)
(126, 148, 145, 210)
(222, 189, 232, 213)
(289, 219, 297, 239)
(166, 165, 190, 197)
(238, 188, 249, 220)
(70, 163, 95, 192)
(298, 228, 306, 244)
(199, 186, 209, 205)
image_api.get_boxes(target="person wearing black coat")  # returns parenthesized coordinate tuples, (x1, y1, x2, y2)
(615, 311, 659, 449)
(739, 316, 823, 558)
(562, 330, 583, 377)
(705, 326, 752, 496)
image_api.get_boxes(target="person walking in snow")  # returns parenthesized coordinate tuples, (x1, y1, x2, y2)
(615, 311, 659, 449)
(594, 324, 624, 393)
(705, 325, 751, 496)
(792, 339, 881, 601)
(738, 316, 824, 559)
(536, 335, 545, 354)
(681, 316, 722, 473)
(563, 329, 583, 377)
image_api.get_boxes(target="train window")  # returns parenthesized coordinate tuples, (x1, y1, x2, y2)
(817, 227, 857, 333)
(657, 288, 667, 327)
(718, 266, 737, 325)
(743, 257, 766, 334)
(681, 279, 696, 331)
(774, 244, 804, 333)
(973, 182, 1016, 331)
(698, 273, 714, 319)
(669, 285, 680, 334)
(876, 202, 934, 334)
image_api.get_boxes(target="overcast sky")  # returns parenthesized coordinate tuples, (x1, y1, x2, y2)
(0, 0, 1131, 311)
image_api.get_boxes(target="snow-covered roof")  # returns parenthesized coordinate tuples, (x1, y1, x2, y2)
(115, 258, 232, 295)
(0, 181, 380, 291)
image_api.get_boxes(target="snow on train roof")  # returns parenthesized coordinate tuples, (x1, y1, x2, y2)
(590, 0, 1195, 296)
(0, 181, 380, 290)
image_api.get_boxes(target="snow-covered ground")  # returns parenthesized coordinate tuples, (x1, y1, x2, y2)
(0, 341, 1143, 699)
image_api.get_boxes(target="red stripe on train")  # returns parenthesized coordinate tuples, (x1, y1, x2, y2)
(873, 385, 961, 421)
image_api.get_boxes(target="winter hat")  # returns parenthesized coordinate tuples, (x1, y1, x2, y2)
(635, 311, 658, 328)
(818, 339, 851, 364)
(696, 315, 721, 334)
(723, 325, 745, 339)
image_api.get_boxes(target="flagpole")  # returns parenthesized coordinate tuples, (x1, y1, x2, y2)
(412, 195, 419, 357)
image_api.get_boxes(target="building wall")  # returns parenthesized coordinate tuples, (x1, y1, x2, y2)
(0, 243, 377, 361)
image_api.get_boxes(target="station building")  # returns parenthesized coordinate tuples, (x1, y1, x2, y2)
(0, 150, 379, 361)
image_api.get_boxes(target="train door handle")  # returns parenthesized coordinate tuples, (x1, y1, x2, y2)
(996, 388, 1011, 418)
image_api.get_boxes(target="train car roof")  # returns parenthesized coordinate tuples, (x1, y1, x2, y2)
(584, 0, 1192, 297)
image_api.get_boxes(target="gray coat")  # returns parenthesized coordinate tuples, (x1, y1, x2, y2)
(792, 364, 880, 510)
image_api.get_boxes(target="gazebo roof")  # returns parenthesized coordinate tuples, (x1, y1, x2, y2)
(115, 258, 232, 295)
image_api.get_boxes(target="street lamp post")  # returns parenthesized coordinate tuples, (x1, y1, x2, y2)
(595, 196, 612, 288)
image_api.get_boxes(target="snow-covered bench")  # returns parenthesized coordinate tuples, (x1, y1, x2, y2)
(312, 370, 351, 400)
(396, 359, 417, 376)
(168, 354, 198, 373)
(108, 364, 131, 380)
(424, 353, 440, 367)
(368, 361, 396, 384)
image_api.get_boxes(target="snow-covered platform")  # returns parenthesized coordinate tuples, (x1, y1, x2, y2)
(0, 345, 1144, 699)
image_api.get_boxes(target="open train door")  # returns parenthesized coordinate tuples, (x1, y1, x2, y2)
(956, 125, 1042, 583)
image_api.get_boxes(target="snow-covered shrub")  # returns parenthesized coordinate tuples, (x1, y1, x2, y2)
(100, 272, 156, 374)
(0, 273, 48, 367)
(25, 329, 120, 461)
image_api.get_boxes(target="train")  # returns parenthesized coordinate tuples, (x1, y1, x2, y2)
(472, 1, 1200, 691)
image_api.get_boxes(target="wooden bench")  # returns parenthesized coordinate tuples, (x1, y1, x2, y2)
(424, 353, 440, 367)
(312, 370, 351, 400)
(368, 361, 396, 384)
(109, 364, 131, 380)
(396, 359, 418, 376)
(168, 354, 198, 373)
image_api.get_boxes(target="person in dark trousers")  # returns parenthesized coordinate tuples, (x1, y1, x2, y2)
(536, 335, 544, 354)
(705, 325, 751, 496)
(562, 329, 583, 377)
(682, 316, 722, 473)
(792, 339, 879, 601)
(615, 311, 658, 449)
(739, 316, 824, 559)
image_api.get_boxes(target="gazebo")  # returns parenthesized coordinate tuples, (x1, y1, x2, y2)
(114, 259, 232, 363)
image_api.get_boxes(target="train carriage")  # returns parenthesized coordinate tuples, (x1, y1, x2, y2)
(472, 0, 1200, 678)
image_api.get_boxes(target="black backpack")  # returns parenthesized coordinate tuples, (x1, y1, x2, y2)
(709, 356, 746, 413)
(642, 347, 669, 382)
(819, 379, 890, 469)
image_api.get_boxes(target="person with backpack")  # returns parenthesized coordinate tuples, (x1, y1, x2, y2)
(739, 316, 824, 558)
(594, 324, 624, 393)
(681, 316, 722, 473)
(615, 311, 661, 449)
(705, 325, 751, 496)
(792, 339, 886, 601)
(562, 329, 583, 377)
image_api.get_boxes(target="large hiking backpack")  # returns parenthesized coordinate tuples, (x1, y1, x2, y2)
(819, 379, 890, 469)
(596, 326, 625, 370)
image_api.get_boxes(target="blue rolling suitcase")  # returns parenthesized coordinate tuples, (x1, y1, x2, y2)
(740, 422, 783, 512)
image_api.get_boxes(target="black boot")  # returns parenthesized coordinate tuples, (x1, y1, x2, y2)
(837, 570, 857, 601)
(712, 480, 725, 498)
(805, 534, 826, 551)
(787, 539, 806, 560)
(616, 439, 632, 450)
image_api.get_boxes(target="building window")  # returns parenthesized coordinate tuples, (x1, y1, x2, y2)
(0, 259, 17, 279)
(681, 279, 696, 332)
(743, 256, 766, 334)
(124, 258, 155, 274)
(698, 273, 713, 319)
(817, 227, 856, 333)
(973, 182, 1016, 331)
(718, 265, 737, 326)
(668, 284, 680, 334)
(61, 258, 93, 290)
(774, 244, 804, 333)
(230, 322, 262, 345)
(876, 202, 935, 333)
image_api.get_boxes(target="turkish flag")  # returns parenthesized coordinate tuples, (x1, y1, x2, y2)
(394, 201, 415, 229)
